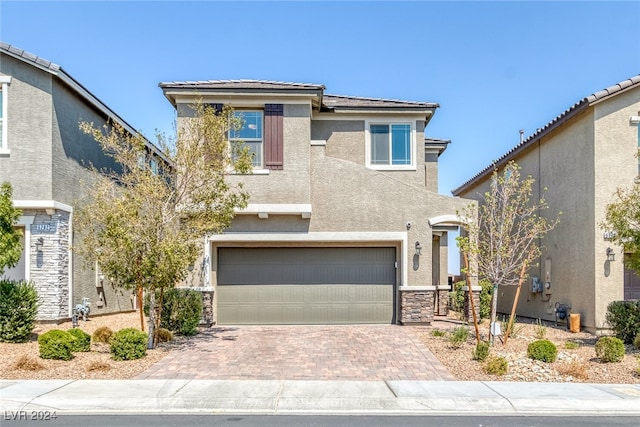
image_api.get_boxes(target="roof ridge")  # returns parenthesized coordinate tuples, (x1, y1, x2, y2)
(160, 79, 325, 88)
(324, 92, 431, 105)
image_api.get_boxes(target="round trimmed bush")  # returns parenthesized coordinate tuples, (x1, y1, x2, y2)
(67, 328, 91, 352)
(38, 330, 76, 360)
(92, 326, 113, 344)
(110, 328, 148, 361)
(0, 279, 40, 343)
(527, 339, 558, 363)
(595, 336, 625, 363)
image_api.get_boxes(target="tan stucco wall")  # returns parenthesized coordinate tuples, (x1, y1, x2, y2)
(457, 85, 640, 331)
(593, 88, 640, 329)
(0, 55, 54, 199)
(226, 104, 312, 204)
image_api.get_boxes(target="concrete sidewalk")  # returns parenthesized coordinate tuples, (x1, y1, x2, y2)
(2, 379, 640, 416)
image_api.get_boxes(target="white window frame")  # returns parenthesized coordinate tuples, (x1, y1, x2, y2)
(0, 75, 12, 155)
(365, 120, 416, 170)
(230, 110, 264, 169)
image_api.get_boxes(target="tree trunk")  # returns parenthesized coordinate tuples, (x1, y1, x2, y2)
(463, 252, 481, 344)
(138, 287, 144, 331)
(489, 283, 498, 345)
(146, 291, 156, 350)
(503, 262, 528, 345)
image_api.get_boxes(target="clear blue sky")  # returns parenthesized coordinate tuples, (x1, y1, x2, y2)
(2, 0, 639, 273)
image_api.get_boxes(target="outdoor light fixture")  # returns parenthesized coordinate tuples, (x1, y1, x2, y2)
(606, 247, 616, 262)
(415, 241, 422, 256)
(35, 237, 44, 252)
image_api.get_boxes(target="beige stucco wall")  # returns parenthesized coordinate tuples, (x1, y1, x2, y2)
(593, 88, 640, 329)
(224, 104, 312, 204)
(457, 86, 640, 332)
(0, 55, 54, 199)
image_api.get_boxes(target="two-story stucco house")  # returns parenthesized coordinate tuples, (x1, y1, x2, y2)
(160, 79, 472, 325)
(0, 42, 163, 321)
(453, 75, 640, 333)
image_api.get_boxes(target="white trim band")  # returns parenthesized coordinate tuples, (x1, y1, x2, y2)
(13, 200, 73, 212)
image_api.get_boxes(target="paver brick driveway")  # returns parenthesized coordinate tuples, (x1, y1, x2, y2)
(135, 325, 454, 381)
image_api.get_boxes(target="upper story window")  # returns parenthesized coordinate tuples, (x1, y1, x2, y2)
(230, 110, 264, 168)
(0, 76, 11, 155)
(366, 122, 415, 170)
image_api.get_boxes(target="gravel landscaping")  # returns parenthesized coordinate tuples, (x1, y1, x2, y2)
(415, 314, 640, 384)
(1, 311, 639, 383)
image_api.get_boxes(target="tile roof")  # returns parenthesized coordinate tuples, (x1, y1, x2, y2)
(158, 79, 325, 91)
(159, 79, 438, 110)
(452, 74, 640, 196)
(322, 94, 438, 110)
(0, 41, 60, 72)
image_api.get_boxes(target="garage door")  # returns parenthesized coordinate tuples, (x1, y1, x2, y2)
(217, 247, 395, 325)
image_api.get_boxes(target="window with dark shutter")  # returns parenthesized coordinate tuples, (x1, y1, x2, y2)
(264, 104, 284, 170)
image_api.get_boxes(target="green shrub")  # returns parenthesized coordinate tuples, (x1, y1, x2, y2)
(473, 340, 490, 361)
(67, 328, 91, 352)
(158, 288, 203, 336)
(595, 336, 625, 363)
(38, 330, 76, 360)
(564, 340, 581, 350)
(110, 328, 148, 361)
(605, 300, 640, 344)
(527, 339, 558, 363)
(0, 279, 39, 343)
(448, 326, 469, 349)
(431, 329, 445, 337)
(92, 326, 113, 344)
(156, 327, 173, 343)
(484, 355, 508, 375)
(634, 332, 640, 350)
(449, 279, 492, 320)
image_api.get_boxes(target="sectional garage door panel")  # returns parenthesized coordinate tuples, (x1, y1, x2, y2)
(217, 247, 395, 325)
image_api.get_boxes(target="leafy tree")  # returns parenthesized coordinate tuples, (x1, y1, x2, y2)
(458, 161, 560, 344)
(75, 103, 251, 348)
(0, 182, 23, 275)
(602, 183, 640, 273)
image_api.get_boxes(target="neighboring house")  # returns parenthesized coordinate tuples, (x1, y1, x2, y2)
(453, 75, 640, 333)
(0, 42, 163, 321)
(160, 79, 472, 325)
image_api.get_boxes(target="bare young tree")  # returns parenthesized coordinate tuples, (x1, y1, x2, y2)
(75, 103, 251, 348)
(458, 161, 560, 344)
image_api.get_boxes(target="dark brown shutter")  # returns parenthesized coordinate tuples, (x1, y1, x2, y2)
(264, 104, 284, 170)
(210, 103, 224, 115)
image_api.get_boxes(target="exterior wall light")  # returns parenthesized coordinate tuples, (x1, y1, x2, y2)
(35, 237, 44, 252)
(606, 247, 615, 262)
(415, 241, 422, 256)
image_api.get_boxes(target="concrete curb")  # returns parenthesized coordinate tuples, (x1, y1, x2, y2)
(1, 380, 640, 416)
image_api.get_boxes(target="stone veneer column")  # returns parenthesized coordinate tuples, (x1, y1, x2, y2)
(436, 284, 451, 316)
(29, 210, 70, 321)
(178, 287, 214, 327)
(462, 285, 481, 322)
(399, 286, 436, 325)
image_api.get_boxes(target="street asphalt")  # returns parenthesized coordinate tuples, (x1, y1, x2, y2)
(2, 379, 640, 416)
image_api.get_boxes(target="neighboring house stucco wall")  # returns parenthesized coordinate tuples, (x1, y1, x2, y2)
(0, 55, 54, 199)
(455, 79, 640, 333)
(1, 44, 144, 320)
